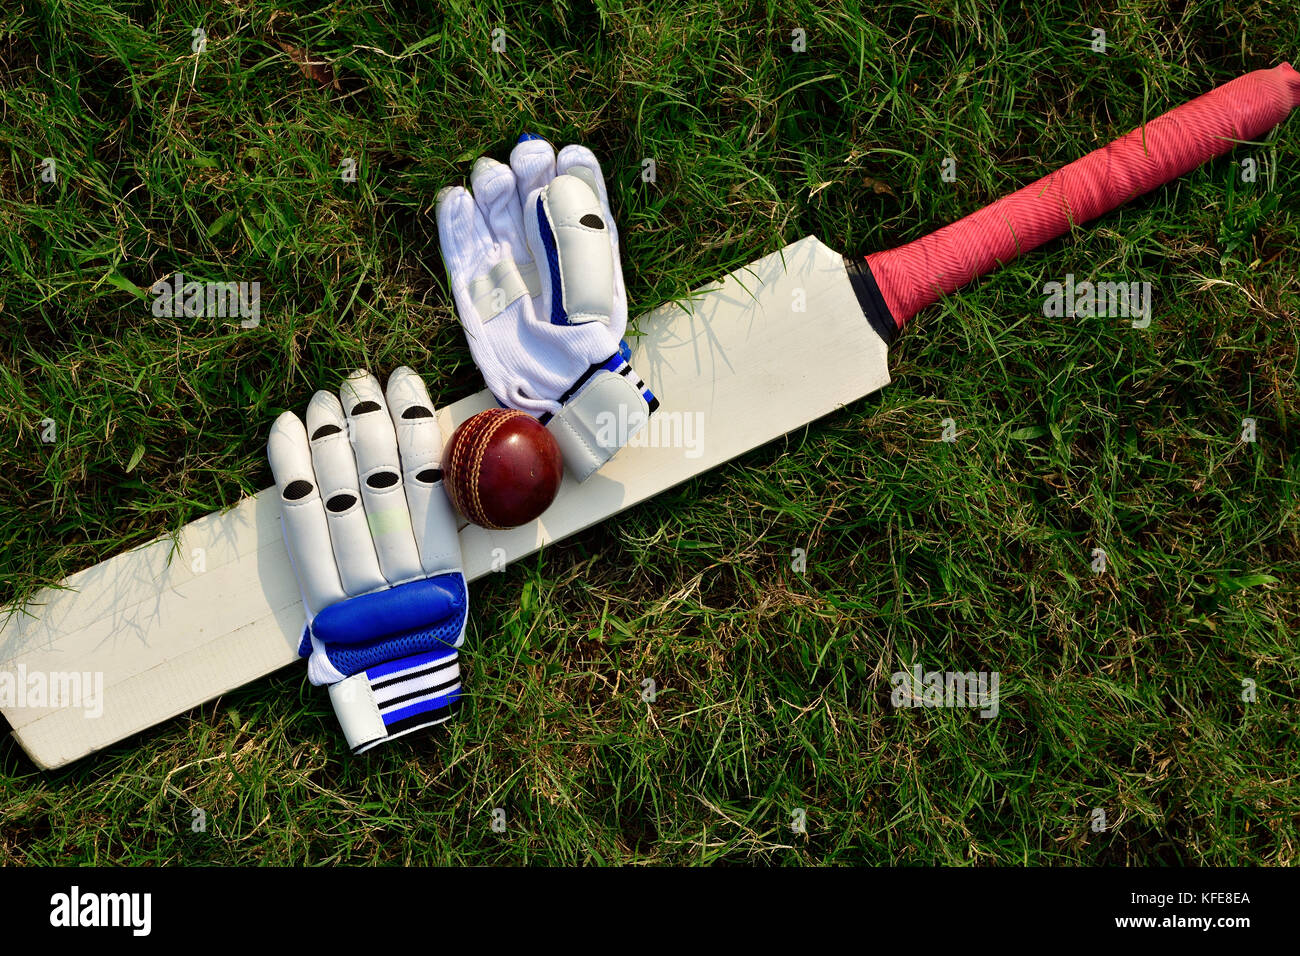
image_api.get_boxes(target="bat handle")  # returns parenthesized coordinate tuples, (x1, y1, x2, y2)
(855, 63, 1300, 338)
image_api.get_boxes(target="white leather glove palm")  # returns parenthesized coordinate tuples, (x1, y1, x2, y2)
(436, 135, 658, 481)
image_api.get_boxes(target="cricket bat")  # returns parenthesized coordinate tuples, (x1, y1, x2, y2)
(3, 64, 1297, 769)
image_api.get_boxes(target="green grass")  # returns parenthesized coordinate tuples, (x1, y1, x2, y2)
(1, 0, 1297, 864)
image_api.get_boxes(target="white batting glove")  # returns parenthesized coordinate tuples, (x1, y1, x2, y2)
(436, 134, 658, 481)
(267, 367, 467, 754)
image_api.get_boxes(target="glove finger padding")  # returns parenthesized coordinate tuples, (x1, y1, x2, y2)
(304, 390, 386, 597)
(555, 145, 627, 330)
(525, 174, 615, 329)
(339, 371, 424, 584)
(385, 366, 462, 576)
(267, 412, 346, 616)
(269, 367, 469, 754)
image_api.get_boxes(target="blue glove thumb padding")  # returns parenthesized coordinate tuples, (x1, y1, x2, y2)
(313, 577, 465, 645)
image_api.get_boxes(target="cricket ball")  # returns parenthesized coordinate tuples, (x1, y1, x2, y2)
(443, 409, 564, 529)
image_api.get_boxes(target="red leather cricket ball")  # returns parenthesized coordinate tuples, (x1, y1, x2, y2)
(443, 409, 564, 529)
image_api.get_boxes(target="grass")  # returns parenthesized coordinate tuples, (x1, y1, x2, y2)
(1, 0, 1297, 864)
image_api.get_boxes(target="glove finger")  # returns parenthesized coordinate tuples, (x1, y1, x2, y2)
(509, 135, 558, 211)
(524, 173, 615, 328)
(267, 411, 347, 617)
(470, 156, 530, 264)
(557, 145, 628, 333)
(340, 370, 424, 586)
(435, 185, 498, 295)
(556, 145, 619, 247)
(385, 366, 462, 575)
(305, 389, 387, 596)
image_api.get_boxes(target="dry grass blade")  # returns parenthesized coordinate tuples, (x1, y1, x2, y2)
(276, 41, 341, 90)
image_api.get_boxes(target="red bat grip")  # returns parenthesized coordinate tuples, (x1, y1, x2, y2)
(863, 63, 1300, 330)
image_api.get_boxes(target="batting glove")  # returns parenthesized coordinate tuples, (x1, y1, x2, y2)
(436, 134, 658, 481)
(268, 367, 467, 754)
